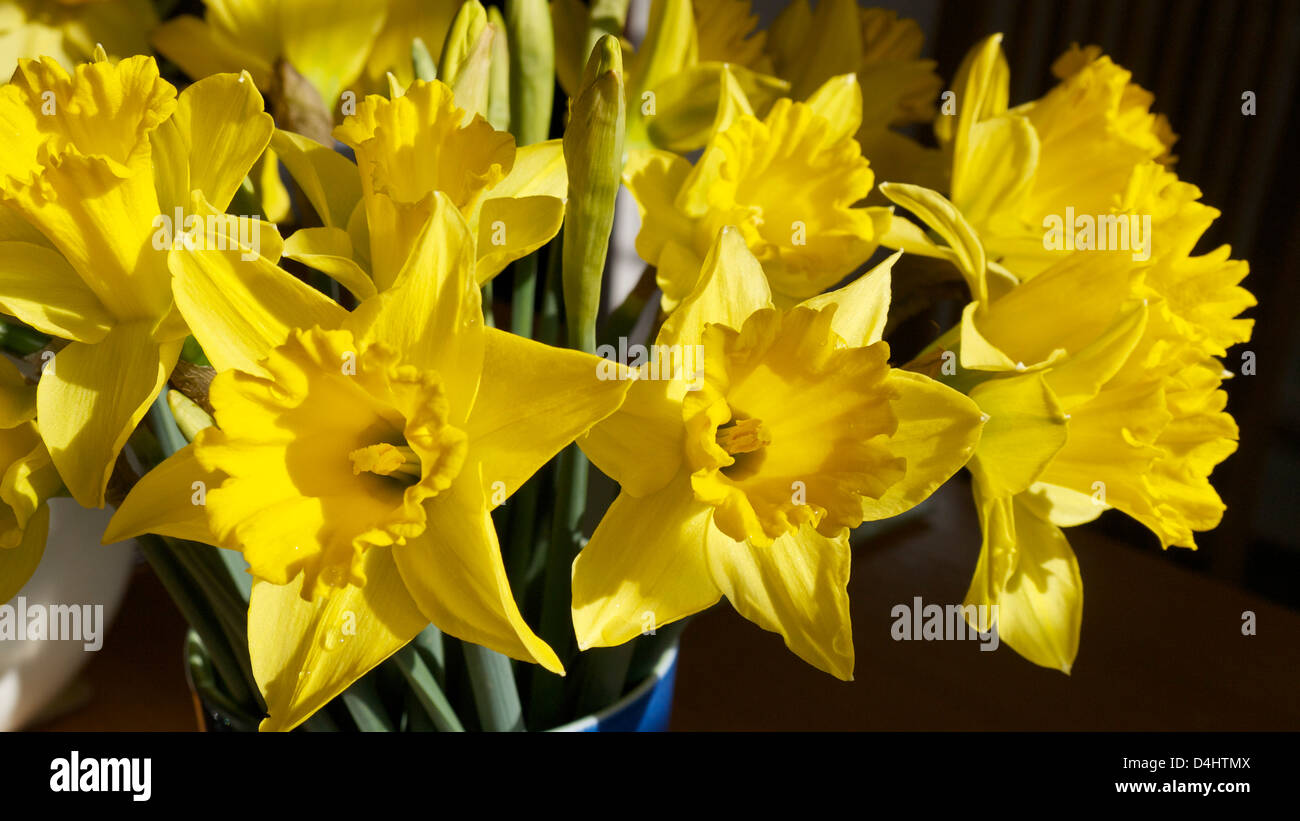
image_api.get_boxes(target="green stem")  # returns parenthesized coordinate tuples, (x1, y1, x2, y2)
(529, 443, 587, 728)
(574, 643, 634, 716)
(505, 473, 541, 588)
(463, 643, 525, 731)
(148, 391, 188, 457)
(340, 675, 395, 732)
(510, 253, 538, 339)
(0, 321, 49, 356)
(393, 645, 464, 732)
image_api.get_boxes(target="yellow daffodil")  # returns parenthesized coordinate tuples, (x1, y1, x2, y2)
(572, 227, 984, 679)
(623, 72, 890, 308)
(932, 35, 1176, 278)
(692, 0, 772, 73)
(892, 36, 1254, 360)
(890, 183, 1245, 672)
(274, 77, 567, 298)
(0, 0, 156, 75)
(105, 194, 632, 731)
(153, 0, 465, 111)
(767, 1, 940, 123)
(760, 0, 946, 187)
(0, 55, 273, 507)
(0, 355, 59, 603)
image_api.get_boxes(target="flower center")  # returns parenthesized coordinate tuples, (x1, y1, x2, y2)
(715, 417, 770, 455)
(197, 327, 468, 600)
(349, 443, 424, 480)
(683, 307, 906, 546)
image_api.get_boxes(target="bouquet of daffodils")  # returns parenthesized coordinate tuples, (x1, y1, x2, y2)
(0, 0, 1251, 731)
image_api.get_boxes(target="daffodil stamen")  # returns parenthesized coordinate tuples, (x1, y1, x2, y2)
(715, 417, 770, 456)
(349, 443, 423, 480)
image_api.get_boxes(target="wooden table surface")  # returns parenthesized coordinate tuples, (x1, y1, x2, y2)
(32, 480, 1300, 732)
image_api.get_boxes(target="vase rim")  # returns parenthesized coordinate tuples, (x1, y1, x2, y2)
(547, 642, 679, 732)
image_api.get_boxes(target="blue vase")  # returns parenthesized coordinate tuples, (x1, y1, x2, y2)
(550, 644, 679, 732)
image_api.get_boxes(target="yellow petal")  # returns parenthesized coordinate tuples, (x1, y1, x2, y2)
(0, 426, 59, 538)
(0, 505, 49, 604)
(964, 487, 1082, 673)
(276, 0, 387, 107)
(6, 152, 171, 324)
(803, 73, 862, 144)
(968, 373, 1068, 498)
(151, 15, 273, 90)
(936, 33, 1009, 148)
(474, 139, 567, 201)
(36, 323, 181, 508)
(103, 443, 222, 545)
(270, 129, 363, 229)
(467, 327, 631, 504)
(1026, 481, 1105, 527)
(621, 147, 693, 279)
(345, 193, 484, 424)
(473, 195, 564, 284)
(783, 0, 861, 100)
(579, 372, 686, 498)
(705, 520, 854, 680)
(393, 468, 561, 672)
(0, 358, 35, 428)
(626, 0, 698, 146)
(169, 202, 348, 377)
(572, 472, 721, 649)
(643, 63, 789, 153)
(1042, 303, 1148, 410)
(962, 250, 1140, 372)
(0, 241, 113, 343)
(878, 182, 987, 304)
(796, 250, 897, 347)
(250, 546, 428, 732)
(282, 227, 376, 300)
(658, 226, 773, 349)
(951, 115, 1038, 231)
(861, 370, 984, 521)
(167, 71, 275, 212)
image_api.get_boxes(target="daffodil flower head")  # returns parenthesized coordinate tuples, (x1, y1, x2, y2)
(277, 77, 567, 296)
(624, 73, 889, 308)
(684, 307, 904, 545)
(938, 36, 1177, 278)
(692, 0, 772, 73)
(573, 227, 984, 680)
(194, 327, 470, 600)
(768, 0, 942, 124)
(888, 183, 1246, 674)
(0, 55, 273, 508)
(334, 78, 514, 285)
(108, 195, 633, 730)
